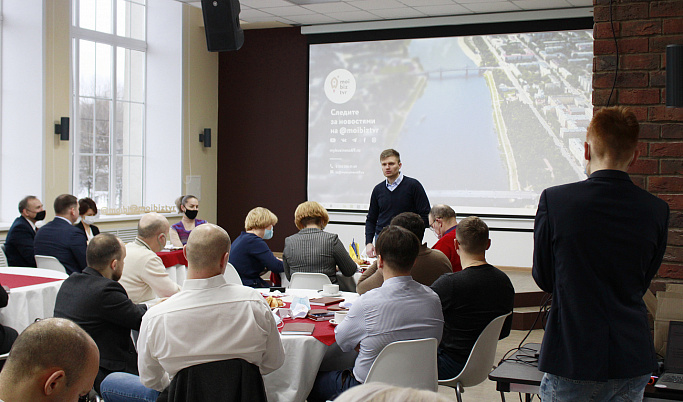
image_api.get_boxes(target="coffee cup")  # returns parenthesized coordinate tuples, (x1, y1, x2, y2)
(334, 311, 348, 324)
(323, 284, 339, 295)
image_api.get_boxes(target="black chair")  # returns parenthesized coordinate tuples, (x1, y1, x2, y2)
(156, 359, 267, 402)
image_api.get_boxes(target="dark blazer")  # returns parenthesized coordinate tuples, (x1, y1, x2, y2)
(533, 170, 669, 381)
(4, 217, 37, 267)
(34, 217, 87, 275)
(54, 267, 147, 389)
(75, 221, 100, 237)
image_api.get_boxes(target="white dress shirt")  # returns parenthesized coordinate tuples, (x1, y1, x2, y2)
(335, 275, 444, 382)
(120, 239, 181, 303)
(137, 275, 285, 391)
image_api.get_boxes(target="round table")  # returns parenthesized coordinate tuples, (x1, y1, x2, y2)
(0, 267, 68, 333)
(156, 249, 187, 286)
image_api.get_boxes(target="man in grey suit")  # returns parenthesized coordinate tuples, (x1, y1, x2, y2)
(533, 107, 669, 401)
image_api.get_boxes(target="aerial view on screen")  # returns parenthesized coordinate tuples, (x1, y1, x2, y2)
(308, 30, 593, 215)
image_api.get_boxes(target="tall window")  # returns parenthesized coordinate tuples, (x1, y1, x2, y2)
(72, 0, 146, 209)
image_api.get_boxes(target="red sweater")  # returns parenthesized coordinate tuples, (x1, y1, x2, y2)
(432, 226, 462, 272)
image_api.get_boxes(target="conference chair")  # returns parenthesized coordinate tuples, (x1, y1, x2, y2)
(288, 272, 331, 290)
(438, 312, 512, 402)
(0, 244, 7, 267)
(223, 262, 242, 285)
(365, 338, 439, 392)
(35, 255, 68, 274)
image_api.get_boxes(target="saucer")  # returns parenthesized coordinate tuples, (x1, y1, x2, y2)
(318, 290, 342, 297)
(329, 319, 340, 326)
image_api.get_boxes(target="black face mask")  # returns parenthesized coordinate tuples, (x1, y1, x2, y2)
(184, 209, 198, 220)
(34, 210, 46, 221)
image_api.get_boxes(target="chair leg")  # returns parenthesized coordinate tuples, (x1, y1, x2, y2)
(455, 382, 463, 402)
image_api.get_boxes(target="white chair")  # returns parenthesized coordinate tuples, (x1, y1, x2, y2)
(223, 262, 242, 285)
(365, 338, 439, 392)
(35, 255, 68, 274)
(438, 312, 512, 402)
(288, 272, 331, 290)
(0, 352, 8, 361)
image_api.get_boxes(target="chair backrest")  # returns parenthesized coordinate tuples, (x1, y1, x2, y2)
(35, 255, 68, 274)
(0, 244, 8, 267)
(223, 262, 242, 285)
(443, 312, 511, 387)
(288, 272, 331, 290)
(365, 338, 439, 392)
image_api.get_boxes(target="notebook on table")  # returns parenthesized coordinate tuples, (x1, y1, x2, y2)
(655, 321, 683, 391)
(309, 297, 344, 306)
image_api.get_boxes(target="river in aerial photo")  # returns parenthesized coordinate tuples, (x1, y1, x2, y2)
(394, 37, 509, 207)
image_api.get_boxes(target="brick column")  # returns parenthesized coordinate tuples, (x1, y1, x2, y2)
(593, 0, 683, 281)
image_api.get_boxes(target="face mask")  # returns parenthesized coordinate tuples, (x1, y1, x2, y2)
(35, 210, 46, 221)
(184, 209, 198, 220)
(83, 215, 98, 225)
(263, 228, 274, 240)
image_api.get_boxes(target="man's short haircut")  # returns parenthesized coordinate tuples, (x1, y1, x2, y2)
(54, 194, 78, 215)
(390, 212, 426, 242)
(3, 318, 95, 387)
(244, 207, 278, 231)
(429, 204, 456, 220)
(18, 196, 37, 214)
(175, 195, 198, 213)
(379, 148, 400, 161)
(455, 216, 489, 254)
(78, 197, 98, 216)
(294, 201, 330, 230)
(587, 106, 639, 164)
(186, 224, 231, 269)
(86, 233, 123, 271)
(138, 212, 170, 238)
(375, 225, 420, 273)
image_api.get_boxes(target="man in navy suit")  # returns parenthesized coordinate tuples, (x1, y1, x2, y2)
(34, 194, 87, 275)
(4, 195, 45, 267)
(533, 107, 669, 401)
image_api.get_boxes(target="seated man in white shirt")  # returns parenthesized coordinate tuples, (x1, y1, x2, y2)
(119, 212, 181, 303)
(308, 225, 444, 402)
(99, 223, 285, 400)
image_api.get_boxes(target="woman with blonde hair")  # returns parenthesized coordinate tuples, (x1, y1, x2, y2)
(229, 207, 284, 287)
(283, 201, 357, 284)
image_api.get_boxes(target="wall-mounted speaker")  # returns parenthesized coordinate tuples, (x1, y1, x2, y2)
(55, 117, 69, 141)
(201, 0, 244, 52)
(199, 128, 211, 148)
(667, 44, 682, 108)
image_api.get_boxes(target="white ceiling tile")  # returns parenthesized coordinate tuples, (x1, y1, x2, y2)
(369, 7, 426, 18)
(347, 0, 406, 11)
(565, 0, 592, 5)
(464, 2, 521, 13)
(326, 10, 383, 21)
(260, 5, 318, 15)
(455, 0, 513, 3)
(240, 0, 293, 8)
(398, 0, 453, 5)
(414, 4, 472, 16)
(511, 0, 572, 10)
(285, 13, 343, 24)
(239, 8, 274, 19)
(301, 2, 362, 12)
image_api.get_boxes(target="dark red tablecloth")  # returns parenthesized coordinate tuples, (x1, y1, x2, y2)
(156, 249, 187, 268)
(0, 273, 63, 289)
(275, 301, 337, 346)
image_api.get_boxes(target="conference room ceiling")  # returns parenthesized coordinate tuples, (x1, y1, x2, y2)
(175, 0, 593, 29)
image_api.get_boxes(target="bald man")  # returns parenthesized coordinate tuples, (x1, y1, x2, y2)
(120, 212, 181, 303)
(100, 224, 285, 398)
(0, 318, 100, 402)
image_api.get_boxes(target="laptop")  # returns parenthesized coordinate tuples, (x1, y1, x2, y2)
(655, 321, 683, 391)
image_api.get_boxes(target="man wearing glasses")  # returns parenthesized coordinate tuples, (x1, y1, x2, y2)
(429, 204, 462, 272)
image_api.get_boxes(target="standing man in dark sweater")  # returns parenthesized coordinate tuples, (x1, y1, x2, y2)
(430, 216, 514, 380)
(365, 149, 430, 258)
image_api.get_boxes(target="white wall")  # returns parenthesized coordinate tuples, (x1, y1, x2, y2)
(327, 211, 534, 268)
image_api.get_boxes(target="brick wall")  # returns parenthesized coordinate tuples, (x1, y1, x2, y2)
(593, 0, 683, 281)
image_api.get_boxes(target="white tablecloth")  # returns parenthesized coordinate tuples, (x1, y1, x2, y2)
(258, 288, 360, 402)
(279, 271, 362, 292)
(165, 264, 187, 286)
(0, 267, 68, 333)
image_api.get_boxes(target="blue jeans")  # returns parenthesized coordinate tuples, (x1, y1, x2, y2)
(308, 369, 362, 402)
(437, 347, 465, 380)
(100, 372, 160, 402)
(540, 372, 651, 402)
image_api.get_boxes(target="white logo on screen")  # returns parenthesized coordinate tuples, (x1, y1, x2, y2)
(324, 69, 356, 104)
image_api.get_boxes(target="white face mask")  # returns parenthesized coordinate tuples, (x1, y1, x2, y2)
(83, 215, 98, 225)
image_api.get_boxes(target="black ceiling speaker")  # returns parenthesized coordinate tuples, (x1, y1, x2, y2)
(666, 44, 683, 107)
(201, 0, 244, 52)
